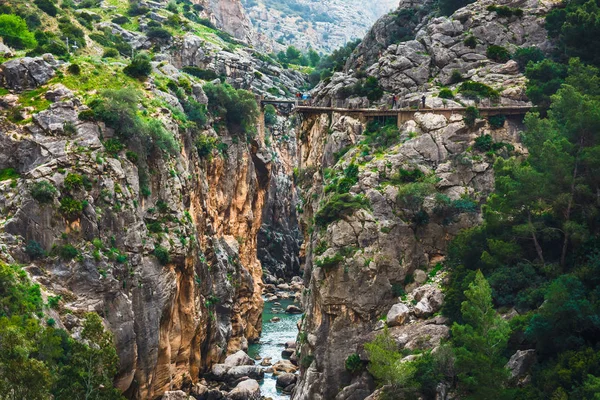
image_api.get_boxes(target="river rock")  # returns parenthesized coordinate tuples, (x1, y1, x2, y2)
(226, 365, 265, 381)
(227, 379, 261, 400)
(224, 350, 255, 368)
(270, 317, 281, 323)
(281, 348, 294, 358)
(285, 305, 303, 314)
(260, 357, 272, 366)
(272, 359, 298, 375)
(276, 373, 298, 388)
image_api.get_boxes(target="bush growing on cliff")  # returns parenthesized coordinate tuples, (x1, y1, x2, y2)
(264, 104, 278, 126)
(315, 193, 370, 227)
(463, 106, 480, 127)
(124, 52, 152, 79)
(30, 181, 57, 203)
(59, 197, 84, 220)
(486, 5, 524, 18)
(459, 81, 499, 100)
(203, 83, 259, 135)
(438, 88, 454, 99)
(486, 45, 511, 63)
(154, 246, 170, 265)
(25, 240, 46, 260)
(345, 353, 364, 373)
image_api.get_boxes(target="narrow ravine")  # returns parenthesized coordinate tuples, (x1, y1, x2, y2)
(249, 296, 302, 399)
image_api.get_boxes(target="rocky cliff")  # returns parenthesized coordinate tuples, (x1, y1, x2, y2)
(0, 0, 306, 397)
(292, 0, 556, 398)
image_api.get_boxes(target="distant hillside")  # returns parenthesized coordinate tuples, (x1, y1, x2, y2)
(241, 0, 398, 53)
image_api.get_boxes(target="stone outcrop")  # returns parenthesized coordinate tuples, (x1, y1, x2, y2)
(0, 55, 58, 92)
(313, 0, 558, 108)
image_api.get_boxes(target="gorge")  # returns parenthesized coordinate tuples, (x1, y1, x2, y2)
(1, 0, 600, 399)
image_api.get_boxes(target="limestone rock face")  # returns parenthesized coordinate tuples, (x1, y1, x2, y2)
(292, 100, 524, 398)
(0, 85, 270, 399)
(0, 55, 58, 92)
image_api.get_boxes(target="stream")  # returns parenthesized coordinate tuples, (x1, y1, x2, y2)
(248, 297, 302, 399)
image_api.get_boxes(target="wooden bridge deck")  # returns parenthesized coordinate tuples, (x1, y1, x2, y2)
(259, 98, 531, 127)
(293, 105, 532, 116)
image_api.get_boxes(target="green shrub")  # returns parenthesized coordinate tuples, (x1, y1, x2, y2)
(102, 138, 124, 156)
(464, 106, 480, 127)
(67, 63, 81, 75)
(345, 353, 363, 373)
(488, 114, 506, 129)
(154, 246, 170, 265)
(474, 134, 493, 151)
(63, 173, 83, 191)
(486, 45, 511, 63)
(47, 295, 61, 308)
(195, 134, 219, 160)
(58, 19, 86, 48)
(463, 35, 477, 49)
(102, 47, 119, 58)
(147, 221, 162, 233)
(315, 253, 344, 269)
(487, 5, 524, 18)
(204, 83, 259, 135)
(182, 98, 207, 126)
(362, 120, 401, 149)
(0, 14, 37, 49)
(264, 104, 277, 125)
(438, 88, 454, 99)
(34, 0, 58, 16)
(58, 244, 78, 260)
(128, 1, 149, 16)
(300, 355, 315, 368)
(182, 66, 218, 81)
(147, 27, 172, 41)
(512, 47, 545, 71)
(25, 240, 46, 259)
(60, 197, 83, 220)
(78, 109, 96, 121)
(389, 168, 425, 185)
(126, 151, 138, 163)
(438, 0, 475, 15)
(459, 81, 499, 99)
(30, 181, 57, 203)
(146, 120, 180, 156)
(315, 193, 370, 227)
(124, 52, 152, 79)
(0, 168, 19, 182)
(112, 15, 130, 25)
(62, 122, 77, 136)
(449, 70, 463, 84)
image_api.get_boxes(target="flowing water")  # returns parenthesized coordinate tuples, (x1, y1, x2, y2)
(248, 297, 302, 399)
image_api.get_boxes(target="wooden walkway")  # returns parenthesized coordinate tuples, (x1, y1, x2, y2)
(259, 98, 532, 127)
